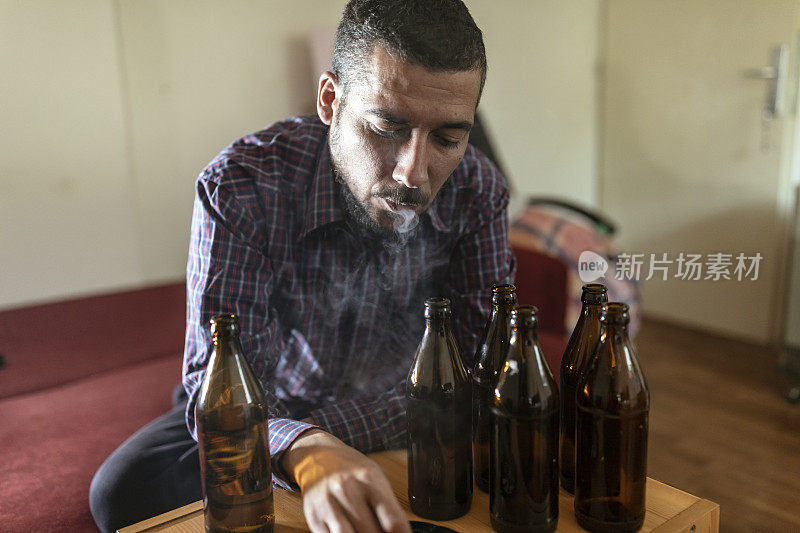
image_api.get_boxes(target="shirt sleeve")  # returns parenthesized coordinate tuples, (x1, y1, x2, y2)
(309, 166, 516, 453)
(309, 383, 407, 452)
(183, 165, 318, 490)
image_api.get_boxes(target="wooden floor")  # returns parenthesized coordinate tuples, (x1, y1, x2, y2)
(636, 318, 800, 532)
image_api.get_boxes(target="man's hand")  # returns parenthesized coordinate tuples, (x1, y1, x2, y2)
(282, 429, 412, 533)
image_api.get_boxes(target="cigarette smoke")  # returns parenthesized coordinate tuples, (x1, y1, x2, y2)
(392, 206, 420, 235)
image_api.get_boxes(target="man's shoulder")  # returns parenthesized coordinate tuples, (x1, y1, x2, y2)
(200, 115, 328, 188)
(428, 144, 509, 235)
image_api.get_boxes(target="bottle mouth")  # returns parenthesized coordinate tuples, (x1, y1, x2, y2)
(424, 297, 450, 308)
(600, 302, 630, 324)
(491, 283, 516, 295)
(510, 305, 539, 328)
(582, 283, 609, 305)
(424, 297, 451, 318)
(210, 313, 240, 337)
(491, 283, 517, 305)
(583, 283, 607, 293)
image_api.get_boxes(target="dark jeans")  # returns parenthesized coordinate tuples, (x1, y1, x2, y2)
(89, 394, 201, 533)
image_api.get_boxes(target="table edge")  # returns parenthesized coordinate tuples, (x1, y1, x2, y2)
(117, 500, 203, 533)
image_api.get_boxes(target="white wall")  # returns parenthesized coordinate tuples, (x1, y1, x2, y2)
(786, 193, 800, 347)
(0, 1, 142, 308)
(466, 0, 601, 206)
(0, 0, 601, 310)
(116, 0, 346, 284)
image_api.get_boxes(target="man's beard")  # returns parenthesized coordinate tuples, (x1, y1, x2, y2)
(335, 169, 393, 240)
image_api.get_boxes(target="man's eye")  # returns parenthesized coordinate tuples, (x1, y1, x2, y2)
(436, 136, 460, 148)
(371, 125, 400, 139)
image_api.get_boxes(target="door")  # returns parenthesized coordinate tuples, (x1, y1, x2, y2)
(601, 0, 800, 344)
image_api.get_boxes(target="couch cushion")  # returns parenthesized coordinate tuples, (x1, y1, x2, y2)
(0, 354, 180, 532)
(0, 282, 185, 400)
(512, 245, 568, 337)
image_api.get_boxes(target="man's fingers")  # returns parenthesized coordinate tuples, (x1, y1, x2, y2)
(326, 518, 355, 533)
(331, 479, 383, 533)
(305, 488, 340, 533)
(367, 481, 412, 533)
(306, 485, 363, 533)
(322, 495, 356, 533)
(305, 510, 330, 533)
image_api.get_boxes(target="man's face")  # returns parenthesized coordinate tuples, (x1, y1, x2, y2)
(323, 46, 482, 233)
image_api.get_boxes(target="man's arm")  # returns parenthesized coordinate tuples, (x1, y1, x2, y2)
(184, 170, 319, 487)
(184, 166, 410, 533)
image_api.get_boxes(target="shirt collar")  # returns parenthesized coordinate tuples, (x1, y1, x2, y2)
(299, 134, 453, 240)
(298, 138, 345, 241)
(426, 189, 452, 233)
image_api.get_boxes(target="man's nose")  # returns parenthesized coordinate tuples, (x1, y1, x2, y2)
(392, 134, 429, 189)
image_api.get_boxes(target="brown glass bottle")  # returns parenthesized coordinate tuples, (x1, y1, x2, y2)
(472, 283, 517, 493)
(195, 314, 275, 533)
(490, 306, 559, 533)
(575, 303, 649, 532)
(407, 297, 473, 520)
(559, 283, 608, 494)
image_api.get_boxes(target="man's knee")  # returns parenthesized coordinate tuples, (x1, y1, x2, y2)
(89, 407, 201, 532)
(89, 451, 142, 533)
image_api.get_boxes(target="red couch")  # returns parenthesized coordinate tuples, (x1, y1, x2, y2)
(0, 247, 567, 532)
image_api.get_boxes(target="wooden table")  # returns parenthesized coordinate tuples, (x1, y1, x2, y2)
(119, 450, 719, 532)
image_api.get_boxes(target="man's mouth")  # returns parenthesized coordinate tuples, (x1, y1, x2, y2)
(384, 198, 418, 212)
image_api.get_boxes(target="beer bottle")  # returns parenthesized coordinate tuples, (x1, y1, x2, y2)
(406, 297, 473, 520)
(559, 283, 608, 494)
(490, 306, 559, 533)
(472, 283, 517, 493)
(196, 314, 275, 533)
(575, 302, 649, 532)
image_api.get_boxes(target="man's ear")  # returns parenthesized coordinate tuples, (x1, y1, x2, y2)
(317, 71, 340, 125)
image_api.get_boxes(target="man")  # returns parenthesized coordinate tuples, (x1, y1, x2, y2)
(90, 1, 515, 532)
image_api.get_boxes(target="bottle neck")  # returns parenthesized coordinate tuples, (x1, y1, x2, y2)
(583, 301, 605, 319)
(425, 314, 450, 333)
(213, 332, 241, 346)
(600, 320, 629, 339)
(510, 320, 538, 349)
(210, 333, 247, 366)
(491, 301, 514, 320)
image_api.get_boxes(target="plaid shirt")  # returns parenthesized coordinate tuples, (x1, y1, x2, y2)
(184, 115, 515, 488)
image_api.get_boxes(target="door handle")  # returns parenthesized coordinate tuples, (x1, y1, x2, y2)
(743, 45, 787, 117)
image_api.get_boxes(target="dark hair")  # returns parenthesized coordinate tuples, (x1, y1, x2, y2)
(332, 0, 487, 100)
